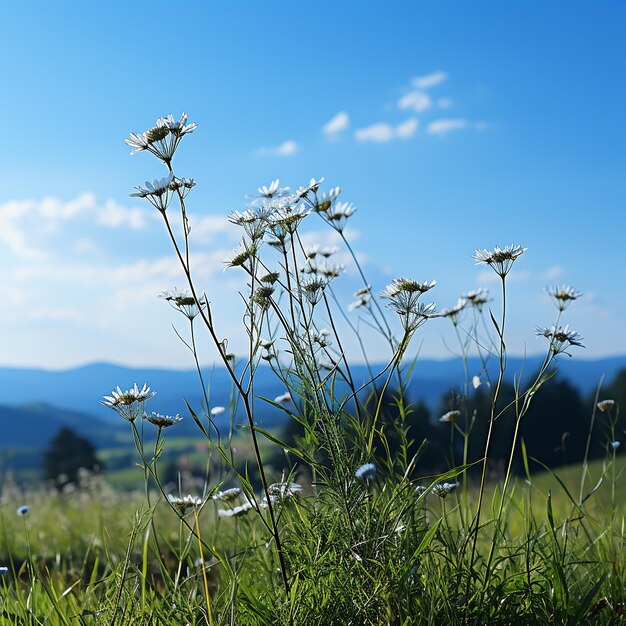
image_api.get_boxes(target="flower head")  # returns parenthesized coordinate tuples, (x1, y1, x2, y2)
(536, 324, 584, 355)
(260, 482, 303, 508)
(431, 482, 459, 499)
(546, 285, 583, 311)
(597, 399, 616, 413)
(167, 494, 203, 515)
(324, 201, 356, 232)
(439, 298, 467, 324)
(101, 384, 156, 422)
(611, 441, 621, 450)
(473, 244, 527, 278)
(16, 505, 29, 516)
(147, 412, 182, 429)
(212, 487, 242, 502)
(380, 279, 437, 332)
(0, 566, 8, 576)
(126, 112, 197, 162)
(355, 463, 377, 481)
(274, 391, 292, 404)
(161, 288, 206, 320)
(439, 410, 461, 424)
(210, 406, 226, 416)
(464, 288, 489, 309)
(130, 172, 175, 212)
(218, 502, 254, 517)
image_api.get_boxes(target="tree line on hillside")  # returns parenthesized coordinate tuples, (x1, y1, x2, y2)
(277, 367, 626, 480)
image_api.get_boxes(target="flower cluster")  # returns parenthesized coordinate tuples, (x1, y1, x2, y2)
(125, 112, 197, 163)
(101, 383, 156, 422)
(167, 494, 203, 515)
(535, 324, 584, 355)
(474, 244, 527, 278)
(380, 278, 437, 332)
(260, 482, 303, 508)
(161, 288, 207, 320)
(546, 285, 582, 312)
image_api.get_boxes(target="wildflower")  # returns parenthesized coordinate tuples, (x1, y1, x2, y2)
(101, 384, 156, 422)
(0, 567, 7, 576)
(16, 506, 29, 516)
(260, 271, 280, 284)
(147, 412, 182, 429)
(439, 298, 467, 323)
(300, 277, 328, 306)
(252, 285, 275, 309)
(432, 482, 459, 498)
(125, 131, 152, 155)
(167, 494, 203, 515)
(472, 375, 482, 389)
(156, 111, 198, 137)
(415, 485, 428, 497)
(212, 487, 242, 502)
(252, 179, 285, 199)
(473, 244, 527, 278)
(295, 177, 324, 198)
(268, 202, 311, 237)
(349, 286, 372, 311)
(274, 391, 292, 404)
(440, 410, 461, 424)
(218, 502, 254, 517)
(611, 441, 621, 450)
(380, 279, 436, 332)
(304, 244, 320, 259)
(130, 172, 175, 212)
(260, 482, 303, 507)
(126, 112, 197, 162)
(169, 176, 196, 199)
(225, 243, 258, 270)
(464, 288, 489, 309)
(597, 399, 616, 413)
(210, 406, 226, 416)
(311, 328, 332, 348)
(228, 208, 268, 241)
(536, 324, 584, 355)
(355, 463, 377, 481)
(313, 186, 342, 213)
(320, 246, 338, 258)
(324, 201, 356, 232)
(161, 288, 206, 320)
(546, 285, 582, 312)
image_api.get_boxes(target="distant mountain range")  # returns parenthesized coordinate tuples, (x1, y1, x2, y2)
(0, 356, 624, 420)
(0, 357, 623, 475)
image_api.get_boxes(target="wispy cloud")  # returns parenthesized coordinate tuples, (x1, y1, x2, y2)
(0, 193, 153, 259)
(544, 266, 563, 279)
(426, 118, 468, 135)
(412, 71, 448, 89)
(355, 118, 418, 142)
(257, 140, 299, 156)
(322, 111, 350, 137)
(398, 91, 432, 113)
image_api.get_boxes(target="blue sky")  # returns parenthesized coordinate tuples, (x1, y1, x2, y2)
(0, 1, 624, 368)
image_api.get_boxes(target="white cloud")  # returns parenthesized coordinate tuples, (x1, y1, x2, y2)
(437, 98, 453, 109)
(257, 140, 299, 156)
(395, 118, 419, 139)
(355, 118, 418, 143)
(398, 90, 432, 113)
(544, 266, 563, 279)
(97, 199, 150, 229)
(355, 123, 394, 143)
(189, 215, 237, 245)
(412, 71, 448, 89)
(322, 111, 350, 136)
(426, 118, 468, 135)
